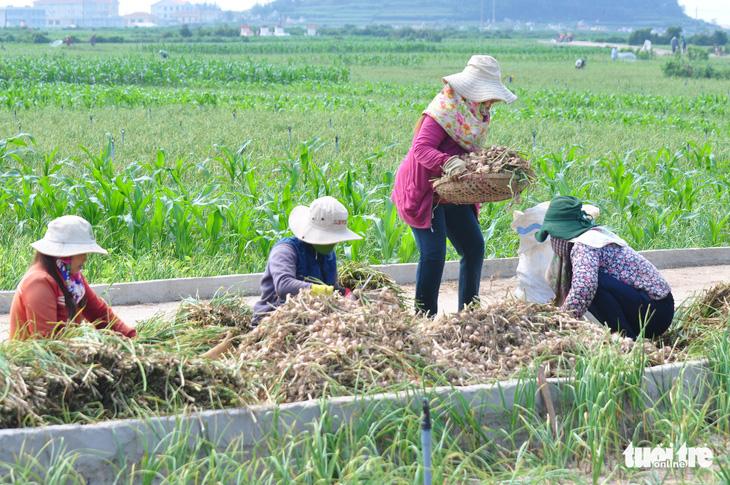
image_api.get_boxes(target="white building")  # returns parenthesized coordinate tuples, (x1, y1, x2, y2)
(274, 24, 289, 36)
(259, 24, 271, 36)
(150, 0, 190, 24)
(33, 0, 119, 28)
(306, 24, 316, 36)
(240, 24, 254, 36)
(1, 6, 46, 28)
(122, 11, 157, 27)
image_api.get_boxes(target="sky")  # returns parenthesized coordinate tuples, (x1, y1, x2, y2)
(0, 0, 271, 15)
(677, 0, 730, 27)
(0, 0, 728, 26)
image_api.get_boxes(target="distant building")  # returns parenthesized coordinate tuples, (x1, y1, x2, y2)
(306, 24, 316, 36)
(122, 11, 157, 27)
(173, 9, 199, 24)
(33, 0, 120, 28)
(259, 24, 271, 36)
(150, 0, 191, 24)
(274, 24, 289, 36)
(240, 24, 254, 36)
(0, 6, 46, 28)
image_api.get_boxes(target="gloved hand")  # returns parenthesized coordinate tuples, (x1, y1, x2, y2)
(311, 284, 334, 296)
(443, 156, 468, 177)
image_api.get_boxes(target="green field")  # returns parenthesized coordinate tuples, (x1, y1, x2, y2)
(0, 37, 729, 289)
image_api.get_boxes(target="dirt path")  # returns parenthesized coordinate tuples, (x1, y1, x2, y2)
(540, 39, 673, 56)
(2, 264, 729, 340)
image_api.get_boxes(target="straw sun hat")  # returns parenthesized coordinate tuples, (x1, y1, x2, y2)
(31, 215, 108, 257)
(442, 55, 517, 104)
(289, 196, 362, 245)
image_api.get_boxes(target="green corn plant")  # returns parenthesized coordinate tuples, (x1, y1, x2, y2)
(684, 141, 716, 170)
(597, 154, 646, 214)
(222, 198, 258, 261)
(37, 175, 71, 219)
(133, 149, 170, 186)
(663, 172, 710, 211)
(341, 214, 371, 261)
(0, 134, 35, 168)
(209, 141, 252, 185)
(372, 196, 406, 264)
(166, 196, 196, 258)
(8, 174, 46, 234)
(534, 147, 589, 198)
(699, 213, 730, 246)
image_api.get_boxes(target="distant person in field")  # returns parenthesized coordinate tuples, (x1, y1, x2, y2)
(251, 196, 362, 324)
(536, 196, 674, 340)
(90, 34, 96, 47)
(670, 36, 678, 53)
(391, 55, 517, 316)
(65, 35, 72, 47)
(611, 46, 618, 60)
(680, 35, 686, 54)
(9, 216, 137, 340)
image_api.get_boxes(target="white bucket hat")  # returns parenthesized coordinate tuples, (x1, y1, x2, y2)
(288, 196, 362, 245)
(31, 215, 108, 257)
(442, 55, 517, 104)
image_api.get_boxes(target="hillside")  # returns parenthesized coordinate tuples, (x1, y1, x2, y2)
(247, 0, 696, 29)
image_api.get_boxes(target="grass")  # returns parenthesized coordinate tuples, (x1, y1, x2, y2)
(1, 340, 727, 483)
(1, 36, 729, 289)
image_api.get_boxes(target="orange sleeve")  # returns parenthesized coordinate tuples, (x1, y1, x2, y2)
(16, 273, 67, 338)
(81, 279, 137, 338)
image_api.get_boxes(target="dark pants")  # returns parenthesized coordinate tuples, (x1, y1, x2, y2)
(411, 203, 484, 316)
(588, 272, 674, 340)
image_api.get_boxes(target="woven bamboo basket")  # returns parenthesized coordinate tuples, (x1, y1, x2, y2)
(432, 171, 529, 204)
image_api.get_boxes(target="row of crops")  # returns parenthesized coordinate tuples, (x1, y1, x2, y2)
(0, 37, 729, 288)
(136, 38, 610, 59)
(2, 78, 727, 136)
(1, 131, 728, 289)
(0, 56, 349, 87)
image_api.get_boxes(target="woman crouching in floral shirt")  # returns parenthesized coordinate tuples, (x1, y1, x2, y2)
(535, 195, 674, 340)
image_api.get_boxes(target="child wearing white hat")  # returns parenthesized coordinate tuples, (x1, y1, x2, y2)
(9, 215, 137, 340)
(252, 196, 362, 323)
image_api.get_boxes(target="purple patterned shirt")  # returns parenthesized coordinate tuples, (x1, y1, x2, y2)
(562, 243, 671, 318)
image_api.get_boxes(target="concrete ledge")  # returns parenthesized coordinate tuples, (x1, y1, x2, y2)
(1, 247, 728, 312)
(0, 359, 710, 483)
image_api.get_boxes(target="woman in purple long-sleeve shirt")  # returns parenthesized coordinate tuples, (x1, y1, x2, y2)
(391, 55, 517, 316)
(252, 197, 361, 323)
(536, 196, 674, 340)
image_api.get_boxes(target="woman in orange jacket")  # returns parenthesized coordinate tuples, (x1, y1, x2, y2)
(9, 215, 137, 340)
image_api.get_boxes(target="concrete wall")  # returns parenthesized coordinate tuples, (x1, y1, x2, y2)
(1, 247, 729, 312)
(0, 360, 709, 482)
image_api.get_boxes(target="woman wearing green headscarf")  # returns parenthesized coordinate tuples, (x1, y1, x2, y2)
(536, 196, 674, 340)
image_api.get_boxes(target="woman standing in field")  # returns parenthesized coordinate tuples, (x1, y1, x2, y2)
(391, 55, 517, 316)
(9, 215, 137, 340)
(536, 195, 674, 340)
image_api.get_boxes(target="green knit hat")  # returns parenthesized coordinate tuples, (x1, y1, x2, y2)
(535, 195, 597, 242)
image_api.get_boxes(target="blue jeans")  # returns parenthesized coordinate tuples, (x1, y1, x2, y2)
(588, 272, 674, 340)
(411, 203, 484, 316)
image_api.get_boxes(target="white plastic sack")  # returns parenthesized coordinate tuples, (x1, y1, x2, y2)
(511, 201, 600, 303)
(510, 202, 555, 303)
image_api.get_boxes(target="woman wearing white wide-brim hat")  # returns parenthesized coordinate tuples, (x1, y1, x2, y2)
(390, 55, 517, 316)
(252, 196, 362, 323)
(9, 215, 137, 340)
